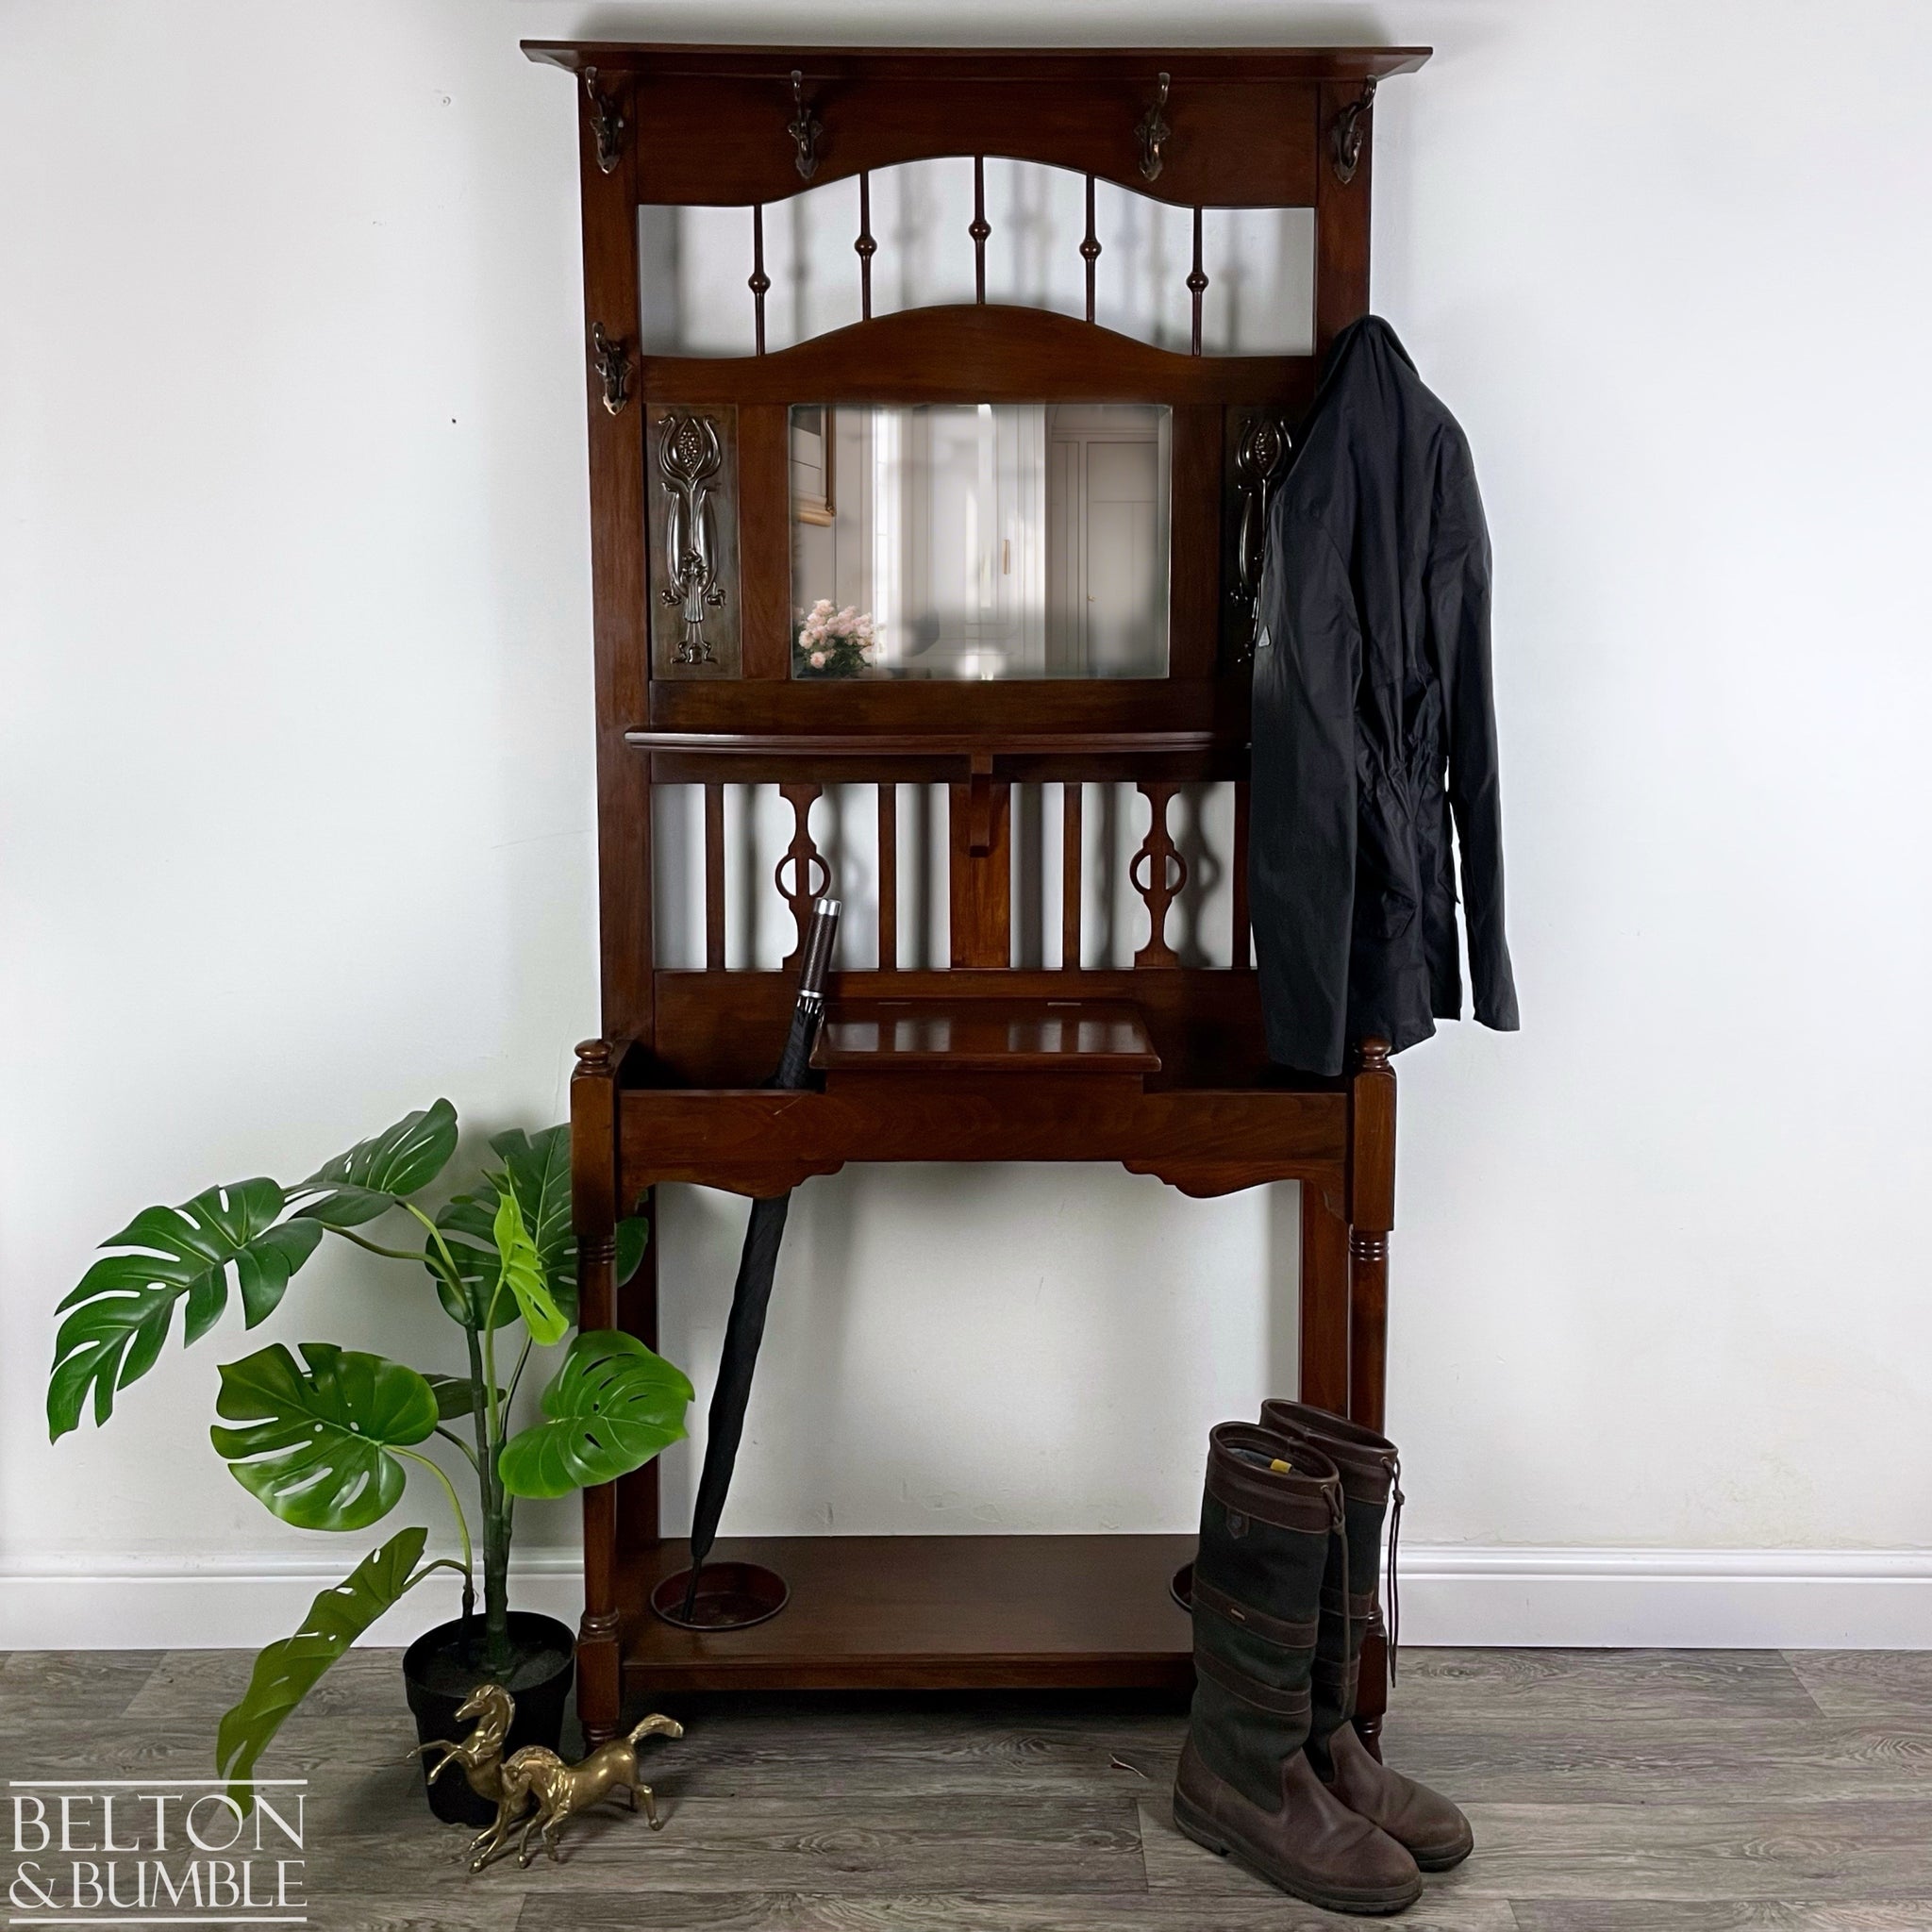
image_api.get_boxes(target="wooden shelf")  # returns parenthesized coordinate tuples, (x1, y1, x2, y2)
(618, 1080, 1345, 1200)
(618, 1534, 1196, 1694)
(813, 999, 1161, 1077)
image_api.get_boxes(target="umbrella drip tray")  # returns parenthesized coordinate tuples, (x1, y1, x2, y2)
(651, 1561, 791, 1631)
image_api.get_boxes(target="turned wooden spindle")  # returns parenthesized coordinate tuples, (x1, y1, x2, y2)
(774, 782, 830, 971)
(704, 782, 726, 969)
(1061, 780, 1084, 970)
(876, 781, 897, 969)
(1130, 781, 1188, 968)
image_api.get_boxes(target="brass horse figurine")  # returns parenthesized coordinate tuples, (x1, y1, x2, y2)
(470, 1713, 684, 1871)
(406, 1681, 516, 1810)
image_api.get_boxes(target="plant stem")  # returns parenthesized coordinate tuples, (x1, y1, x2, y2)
(478, 1302, 513, 1674)
(406, 1556, 471, 1592)
(394, 1447, 474, 1596)
(401, 1198, 510, 1667)
(402, 1201, 475, 1313)
(432, 1426, 479, 1470)
(325, 1225, 432, 1265)
(404, 1198, 517, 1676)
(459, 1320, 510, 1674)
(503, 1334, 534, 1411)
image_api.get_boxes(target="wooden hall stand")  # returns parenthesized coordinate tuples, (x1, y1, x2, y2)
(526, 40, 1430, 1753)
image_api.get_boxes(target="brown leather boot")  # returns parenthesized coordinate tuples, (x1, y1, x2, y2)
(1261, 1399, 1475, 1872)
(1173, 1423, 1422, 1915)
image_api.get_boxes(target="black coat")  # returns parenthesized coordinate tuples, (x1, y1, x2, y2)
(1250, 316, 1519, 1075)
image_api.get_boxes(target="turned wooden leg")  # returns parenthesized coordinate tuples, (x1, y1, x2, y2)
(1299, 1183, 1350, 1413)
(575, 1602, 623, 1749)
(617, 1187, 661, 1552)
(573, 1039, 624, 1747)
(1346, 1039, 1396, 1760)
(1351, 1228, 1392, 1765)
(1347, 1227, 1390, 1437)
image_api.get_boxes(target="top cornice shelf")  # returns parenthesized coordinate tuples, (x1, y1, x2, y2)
(522, 43, 1431, 82)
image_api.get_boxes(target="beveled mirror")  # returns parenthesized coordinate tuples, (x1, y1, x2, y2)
(790, 401, 1172, 680)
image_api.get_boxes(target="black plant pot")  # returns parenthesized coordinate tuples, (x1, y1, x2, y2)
(401, 1611, 575, 1825)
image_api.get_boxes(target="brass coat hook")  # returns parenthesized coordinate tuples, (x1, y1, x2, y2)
(591, 323, 632, 416)
(1331, 78, 1377, 185)
(789, 71, 822, 180)
(1234, 411, 1291, 661)
(1137, 72, 1172, 181)
(583, 66, 625, 175)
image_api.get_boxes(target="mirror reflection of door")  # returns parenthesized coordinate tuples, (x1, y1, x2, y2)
(791, 407, 835, 525)
(902, 404, 1044, 676)
(790, 402, 1170, 679)
(1043, 406, 1169, 676)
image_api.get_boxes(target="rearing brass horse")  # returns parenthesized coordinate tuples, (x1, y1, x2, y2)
(406, 1681, 515, 1811)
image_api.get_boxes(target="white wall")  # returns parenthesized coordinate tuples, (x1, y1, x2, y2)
(4, 0, 1929, 1650)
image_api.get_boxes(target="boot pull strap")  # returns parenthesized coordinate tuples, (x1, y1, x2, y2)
(1386, 1458, 1404, 1680)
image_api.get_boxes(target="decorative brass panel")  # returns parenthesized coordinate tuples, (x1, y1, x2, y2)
(647, 404, 741, 677)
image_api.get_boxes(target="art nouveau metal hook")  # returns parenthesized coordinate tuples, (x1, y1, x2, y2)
(1137, 73, 1172, 181)
(1332, 77, 1377, 185)
(590, 323, 631, 416)
(1234, 411, 1292, 660)
(582, 66, 625, 175)
(788, 70, 822, 180)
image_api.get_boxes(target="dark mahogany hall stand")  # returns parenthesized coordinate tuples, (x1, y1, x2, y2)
(525, 38, 1429, 1757)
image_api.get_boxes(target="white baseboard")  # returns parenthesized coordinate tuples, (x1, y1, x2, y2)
(0, 1549, 586, 1652)
(1397, 1545, 1932, 1649)
(3, 1545, 1929, 1652)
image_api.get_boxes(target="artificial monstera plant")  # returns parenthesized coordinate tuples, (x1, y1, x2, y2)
(47, 1100, 691, 1802)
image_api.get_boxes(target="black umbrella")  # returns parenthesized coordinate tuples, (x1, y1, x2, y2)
(678, 898, 841, 1622)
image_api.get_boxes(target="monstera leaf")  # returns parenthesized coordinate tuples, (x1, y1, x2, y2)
(433, 1125, 573, 1328)
(291, 1100, 458, 1228)
(211, 1342, 439, 1531)
(49, 1181, 325, 1440)
(430, 1124, 646, 1332)
(424, 1374, 502, 1424)
(216, 1526, 428, 1808)
(492, 1184, 567, 1345)
(499, 1329, 691, 1499)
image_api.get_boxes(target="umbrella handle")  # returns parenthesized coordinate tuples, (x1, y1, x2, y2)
(796, 897, 840, 1008)
(774, 899, 841, 1089)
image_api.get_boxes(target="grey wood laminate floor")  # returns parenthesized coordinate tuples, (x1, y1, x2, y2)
(3, 1647, 1928, 1931)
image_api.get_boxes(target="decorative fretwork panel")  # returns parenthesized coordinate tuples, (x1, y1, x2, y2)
(638, 164, 1316, 363)
(658, 772, 1248, 974)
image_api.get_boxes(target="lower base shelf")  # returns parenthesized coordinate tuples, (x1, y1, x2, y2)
(617, 1533, 1197, 1693)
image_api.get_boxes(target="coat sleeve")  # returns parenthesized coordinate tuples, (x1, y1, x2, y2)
(1428, 438, 1519, 1032)
(1248, 506, 1362, 1075)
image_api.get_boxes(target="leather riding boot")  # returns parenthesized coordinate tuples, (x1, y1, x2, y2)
(1174, 1422, 1422, 1916)
(1261, 1399, 1474, 1872)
